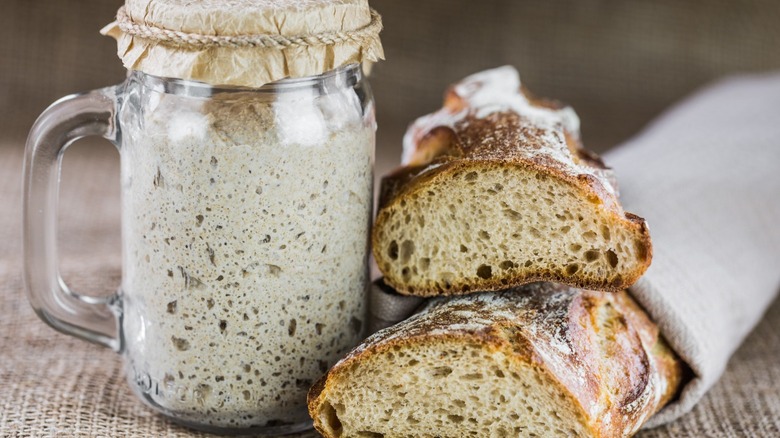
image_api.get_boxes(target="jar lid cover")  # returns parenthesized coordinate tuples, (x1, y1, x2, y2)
(101, 0, 384, 87)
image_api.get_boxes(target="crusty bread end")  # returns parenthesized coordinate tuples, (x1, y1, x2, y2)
(308, 284, 681, 438)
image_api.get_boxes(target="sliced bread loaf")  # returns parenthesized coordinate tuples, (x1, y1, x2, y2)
(308, 283, 682, 438)
(373, 66, 652, 296)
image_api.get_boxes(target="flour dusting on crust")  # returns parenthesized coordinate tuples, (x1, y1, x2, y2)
(400, 66, 618, 198)
(326, 283, 679, 437)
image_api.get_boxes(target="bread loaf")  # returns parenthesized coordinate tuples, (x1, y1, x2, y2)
(372, 66, 652, 297)
(308, 283, 682, 438)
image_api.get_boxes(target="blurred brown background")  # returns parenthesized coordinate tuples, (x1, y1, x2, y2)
(2, 0, 780, 169)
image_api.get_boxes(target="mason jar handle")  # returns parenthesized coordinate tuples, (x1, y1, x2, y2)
(23, 86, 122, 351)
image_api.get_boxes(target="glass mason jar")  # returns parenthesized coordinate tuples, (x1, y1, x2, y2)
(23, 63, 374, 435)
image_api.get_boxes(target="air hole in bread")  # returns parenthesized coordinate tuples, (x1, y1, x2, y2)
(582, 231, 597, 242)
(357, 431, 384, 437)
(503, 209, 522, 220)
(432, 366, 453, 377)
(402, 267, 411, 281)
(583, 250, 600, 263)
(388, 241, 398, 260)
(477, 265, 493, 279)
(320, 401, 343, 437)
(440, 272, 455, 289)
(569, 243, 582, 252)
(565, 264, 580, 276)
(601, 225, 611, 241)
(465, 172, 478, 181)
(478, 230, 490, 240)
(461, 373, 483, 381)
(419, 258, 430, 271)
(460, 245, 468, 253)
(499, 260, 515, 270)
(448, 415, 465, 423)
(606, 250, 619, 268)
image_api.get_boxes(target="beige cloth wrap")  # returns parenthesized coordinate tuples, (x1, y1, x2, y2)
(368, 73, 780, 428)
(608, 73, 780, 427)
(101, 0, 384, 88)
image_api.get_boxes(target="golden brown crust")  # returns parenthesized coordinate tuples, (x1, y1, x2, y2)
(610, 291, 683, 415)
(392, 110, 619, 212)
(308, 283, 683, 437)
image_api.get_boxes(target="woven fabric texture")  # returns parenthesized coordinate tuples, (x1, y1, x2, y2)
(607, 73, 780, 427)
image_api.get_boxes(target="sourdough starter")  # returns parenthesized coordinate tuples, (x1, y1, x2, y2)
(120, 86, 374, 428)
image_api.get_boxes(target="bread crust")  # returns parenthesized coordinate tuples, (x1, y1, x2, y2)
(373, 67, 652, 296)
(308, 283, 682, 438)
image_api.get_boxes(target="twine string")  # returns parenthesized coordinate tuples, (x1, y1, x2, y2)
(115, 6, 382, 49)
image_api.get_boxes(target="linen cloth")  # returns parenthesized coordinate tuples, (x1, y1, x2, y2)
(607, 73, 780, 426)
(370, 72, 780, 429)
